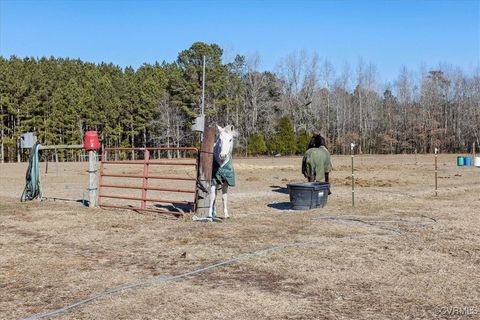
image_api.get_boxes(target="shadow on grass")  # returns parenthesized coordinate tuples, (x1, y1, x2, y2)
(270, 185, 289, 194)
(267, 202, 293, 210)
(42, 197, 89, 207)
(269, 185, 292, 210)
(154, 203, 193, 214)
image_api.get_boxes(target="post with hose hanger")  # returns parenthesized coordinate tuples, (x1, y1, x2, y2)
(84, 131, 100, 207)
(20, 131, 100, 205)
(88, 150, 98, 207)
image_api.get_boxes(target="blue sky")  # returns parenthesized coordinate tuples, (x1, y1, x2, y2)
(1, 0, 479, 83)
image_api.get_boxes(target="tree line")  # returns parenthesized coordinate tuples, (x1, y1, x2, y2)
(1, 42, 479, 162)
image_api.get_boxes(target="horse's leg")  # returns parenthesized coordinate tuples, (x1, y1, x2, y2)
(222, 184, 229, 219)
(208, 184, 217, 219)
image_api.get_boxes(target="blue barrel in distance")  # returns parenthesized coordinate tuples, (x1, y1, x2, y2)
(464, 157, 472, 166)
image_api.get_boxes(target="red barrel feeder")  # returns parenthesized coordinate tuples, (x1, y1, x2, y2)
(84, 131, 100, 150)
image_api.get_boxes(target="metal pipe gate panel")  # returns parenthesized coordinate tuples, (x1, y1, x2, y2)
(98, 147, 198, 215)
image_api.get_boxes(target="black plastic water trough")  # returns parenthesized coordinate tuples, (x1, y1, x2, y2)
(287, 182, 330, 210)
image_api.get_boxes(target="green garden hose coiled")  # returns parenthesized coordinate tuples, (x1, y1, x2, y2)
(21, 142, 42, 201)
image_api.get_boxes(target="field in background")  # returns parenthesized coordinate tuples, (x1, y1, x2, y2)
(1, 154, 479, 319)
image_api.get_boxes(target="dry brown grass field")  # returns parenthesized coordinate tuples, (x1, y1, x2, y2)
(1, 154, 479, 320)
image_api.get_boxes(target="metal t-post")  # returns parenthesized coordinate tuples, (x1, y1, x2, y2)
(55, 148, 59, 176)
(435, 148, 438, 197)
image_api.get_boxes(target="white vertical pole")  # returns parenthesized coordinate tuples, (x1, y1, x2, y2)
(202, 55, 206, 117)
(201, 55, 206, 142)
(351, 143, 355, 207)
(88, 150, 98, 207)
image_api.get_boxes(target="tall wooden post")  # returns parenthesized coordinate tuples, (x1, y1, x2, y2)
(195, 127, 215, 217)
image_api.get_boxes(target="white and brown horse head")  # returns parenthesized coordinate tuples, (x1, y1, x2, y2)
(215, 125, 238, 163)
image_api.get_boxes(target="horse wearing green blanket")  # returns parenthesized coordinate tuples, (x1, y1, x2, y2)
(208, 125, 237, 220)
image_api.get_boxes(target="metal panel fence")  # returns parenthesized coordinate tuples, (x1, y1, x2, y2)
(98, 147, 198, 215)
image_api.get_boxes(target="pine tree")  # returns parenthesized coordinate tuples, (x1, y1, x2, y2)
(247, 133, 267, 155)
(268, 117, 297, 155)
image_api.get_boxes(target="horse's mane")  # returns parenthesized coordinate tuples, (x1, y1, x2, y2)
(307, 134, 326, 150)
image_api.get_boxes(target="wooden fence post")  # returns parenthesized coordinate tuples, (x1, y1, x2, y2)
(195, 127, 215, 217)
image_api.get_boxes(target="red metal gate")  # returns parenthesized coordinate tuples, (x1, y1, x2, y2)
(98, 147, 198, 215)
